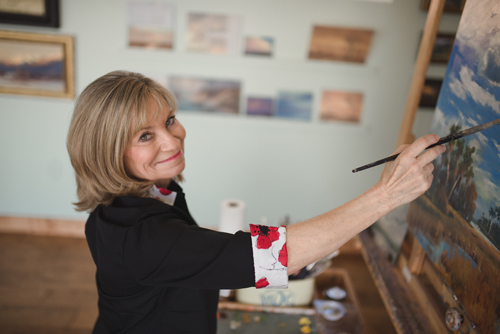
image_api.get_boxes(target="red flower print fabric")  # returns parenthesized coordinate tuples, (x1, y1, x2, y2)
(250, 224, 288, 289)
(149, 185, 177, 206)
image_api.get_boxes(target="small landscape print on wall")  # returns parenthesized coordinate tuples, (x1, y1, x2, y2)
(128, 1, 175, 50)
(308, 26, 374, 63)
(320, 91, 363, 123)
(186, 12, 240, 55)
(168, 76, 241, 114)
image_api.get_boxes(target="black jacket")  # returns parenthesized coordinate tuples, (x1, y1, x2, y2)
(85, 182, 255, 333)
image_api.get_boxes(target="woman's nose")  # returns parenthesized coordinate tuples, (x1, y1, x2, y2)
(158, 130, 180, 150)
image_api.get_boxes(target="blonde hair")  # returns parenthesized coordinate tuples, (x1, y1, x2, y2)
(67, 70, 179, 212)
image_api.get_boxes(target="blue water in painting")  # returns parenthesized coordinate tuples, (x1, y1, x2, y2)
(414, 230, 478, 270)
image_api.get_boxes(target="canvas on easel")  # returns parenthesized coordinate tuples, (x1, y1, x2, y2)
(407, 0, 500, 332)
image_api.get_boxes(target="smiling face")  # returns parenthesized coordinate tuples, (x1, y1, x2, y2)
(124, 99, 186, 189)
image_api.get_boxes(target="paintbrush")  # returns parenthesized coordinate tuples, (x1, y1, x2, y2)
(352, 118, 500, 173)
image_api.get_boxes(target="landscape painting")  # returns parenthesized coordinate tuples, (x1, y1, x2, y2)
(319, 90, 363, 123)
(308, 26, 373, 63)
(244, 36, 273, 57)
(186, 13, 240, 55)
(407, 0, 500, 332)
(430, 33, 456, 64)
(168, 76, 240, 114)
(128, 1, 175, 50)
(0, 31, 74, 98)
(275, 91, 313, 121)
(246, 97, 273, 116)
(419, 79, 442, 108)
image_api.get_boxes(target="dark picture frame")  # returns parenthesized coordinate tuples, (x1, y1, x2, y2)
(431, 33, 456, 64)
(419, 79, 442, 108)
(0, 0, 59, 27)
(420, 0, 466, 14)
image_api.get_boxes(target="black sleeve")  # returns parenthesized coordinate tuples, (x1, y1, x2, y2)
(122, 214, 255, 289)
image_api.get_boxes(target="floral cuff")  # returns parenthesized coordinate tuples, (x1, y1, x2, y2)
(250, 224, 288, 289)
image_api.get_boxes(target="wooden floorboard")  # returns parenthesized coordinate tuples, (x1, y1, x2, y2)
(0, 233, 97, 334)
(0, 233, 396, 334)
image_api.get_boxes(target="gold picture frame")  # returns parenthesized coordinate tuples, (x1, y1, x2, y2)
(0, 30, 74, 98)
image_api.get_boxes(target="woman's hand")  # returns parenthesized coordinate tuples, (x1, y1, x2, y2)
(375, 134, 446, 211)
(286, 134, 445, 274)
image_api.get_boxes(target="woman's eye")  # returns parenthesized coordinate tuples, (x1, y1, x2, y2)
(166, 116, 176, 127)
(139, 132, 152, 141)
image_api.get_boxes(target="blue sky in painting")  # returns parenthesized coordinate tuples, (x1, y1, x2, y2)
(276, 91, 313, 120)
(429, 0, 500, 221)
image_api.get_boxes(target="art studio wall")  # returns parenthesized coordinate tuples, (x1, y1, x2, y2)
(0, 0, 461, 228)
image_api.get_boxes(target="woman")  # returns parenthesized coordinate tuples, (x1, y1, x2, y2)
(67, 71, 445, 334)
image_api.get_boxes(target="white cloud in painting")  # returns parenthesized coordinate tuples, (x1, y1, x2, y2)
(431, 107, 461, 137)
(493, 138, 500, 151)
(456, 0, 500, 52)
(473, 166, 500, 214)
(449, 75, 467, 100)
(469, 138, 481, 151)
(458, 111, 479, 127)
(480, 47, 500, 87)
(449, 66, 500, 114)
(493, 138, 500, 159)
(466, 117, 479, 126)
(477, 132, 489, 145)
(456, 1, 500, 88)
(431, 107, 447, 135)
(458, 110, 464, 121)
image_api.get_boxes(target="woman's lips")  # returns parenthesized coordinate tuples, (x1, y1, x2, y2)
(157, 150, 182, 164)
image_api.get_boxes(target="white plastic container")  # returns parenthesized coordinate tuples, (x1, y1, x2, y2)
(236, 278, 315, 307)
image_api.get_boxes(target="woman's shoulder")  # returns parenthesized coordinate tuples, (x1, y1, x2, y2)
(89, 196, 179, 227)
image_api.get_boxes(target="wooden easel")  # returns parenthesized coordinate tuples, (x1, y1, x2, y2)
(359, 0, 479, 333)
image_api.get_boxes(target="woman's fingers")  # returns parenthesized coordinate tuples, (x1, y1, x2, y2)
(398, 134, 440, 161)
(423, 162, 435, 177)
(377, 134, 446, 209)
(417, 144, 446, 165)
(392, 144, 410, 156)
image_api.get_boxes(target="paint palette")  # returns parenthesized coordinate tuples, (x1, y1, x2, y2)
(217, 310, 316, 334)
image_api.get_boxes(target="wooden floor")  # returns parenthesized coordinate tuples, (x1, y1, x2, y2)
(0, 233, 396, 334)
(0, 233, 97, 334)
(329, 253, 397, 334)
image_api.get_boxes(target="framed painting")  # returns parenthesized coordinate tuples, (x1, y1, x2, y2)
(408, 0, 500, 332)
(319, 90, 363, 123)
(168, 76, 241, 114)
(186, 12, 240, 55)
(128, 1, 175, 50)
(418, 79, 442, 108)
(430, 33, 455, 64)
(244, 36, 273, 57)
(308, 25, 374, 64)
(0, 30, 75, 99)
(246, 97, 273, 116)
(0, 0, 59, 27)
(275, 91, 313, 121)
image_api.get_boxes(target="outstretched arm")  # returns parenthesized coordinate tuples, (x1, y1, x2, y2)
(286, 134, 445, 274)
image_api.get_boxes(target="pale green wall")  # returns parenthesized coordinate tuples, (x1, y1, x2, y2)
(0, 0, 460, 227)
